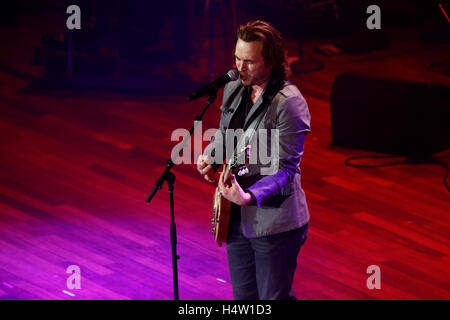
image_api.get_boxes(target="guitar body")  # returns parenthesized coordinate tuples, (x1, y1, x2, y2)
(212, 181, 232, 245)
(210, 146, 251, 245)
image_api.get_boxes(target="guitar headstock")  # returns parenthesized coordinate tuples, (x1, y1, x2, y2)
(229, 145, 251, 177)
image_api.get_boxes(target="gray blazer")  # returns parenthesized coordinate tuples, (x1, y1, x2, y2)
(205, 79, 311, 238)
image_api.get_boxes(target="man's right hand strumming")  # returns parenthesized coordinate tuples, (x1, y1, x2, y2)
(197, 154, 215, 183)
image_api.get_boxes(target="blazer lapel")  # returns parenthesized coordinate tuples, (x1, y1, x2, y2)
(243, 96, 264, 130)
(243, 80, 276, 130)
(243, 78, 285, 130)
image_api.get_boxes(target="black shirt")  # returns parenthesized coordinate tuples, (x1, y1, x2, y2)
(229, 86, 253, 132)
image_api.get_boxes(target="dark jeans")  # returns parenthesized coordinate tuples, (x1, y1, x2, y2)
(226, 210, 309, 300)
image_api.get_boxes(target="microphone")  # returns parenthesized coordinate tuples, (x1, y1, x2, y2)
(188, 69, 239, 101)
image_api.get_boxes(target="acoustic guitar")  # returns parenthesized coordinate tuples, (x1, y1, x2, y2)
(211, 145, 251, 246)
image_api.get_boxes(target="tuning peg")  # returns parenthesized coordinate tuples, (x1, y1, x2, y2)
(238, 168, 248, 176)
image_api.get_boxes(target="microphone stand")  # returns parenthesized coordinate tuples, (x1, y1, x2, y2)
(146, 91, 218, 300)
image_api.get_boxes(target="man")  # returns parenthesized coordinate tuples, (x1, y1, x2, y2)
(197, 20, 311, 300)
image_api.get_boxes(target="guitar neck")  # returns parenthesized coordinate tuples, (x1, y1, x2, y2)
(222, 163, 230, 183)
(222, 145, 250, 183)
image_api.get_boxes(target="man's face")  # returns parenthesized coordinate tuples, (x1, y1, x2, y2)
(234, 39, 272, 87)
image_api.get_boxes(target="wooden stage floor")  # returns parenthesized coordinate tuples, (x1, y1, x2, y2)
(0, 16, 449, 300)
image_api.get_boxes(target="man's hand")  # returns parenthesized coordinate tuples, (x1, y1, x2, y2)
(218, 170, 252, 206)
(197, 154, 215, 183)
